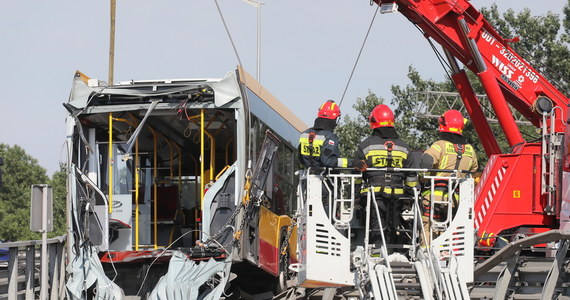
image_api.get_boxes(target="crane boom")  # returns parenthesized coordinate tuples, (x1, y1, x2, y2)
(376, 0, 568, 142)
(373, 0, 569, 247)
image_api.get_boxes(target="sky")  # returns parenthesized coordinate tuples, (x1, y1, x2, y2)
(0, 0, 567, 175)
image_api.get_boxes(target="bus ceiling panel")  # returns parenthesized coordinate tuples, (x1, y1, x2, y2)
(80, 99, 241, 117)
(92, 86, 215, 106)
(68, 71, 236, 110)
(82, 103, 179, 115)
(98, 84, 210, 96)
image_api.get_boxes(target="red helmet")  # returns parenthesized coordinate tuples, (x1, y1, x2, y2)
(317, 100, 341, 119)
(439, 109, 466, 135)
(369, 104, 395, 129)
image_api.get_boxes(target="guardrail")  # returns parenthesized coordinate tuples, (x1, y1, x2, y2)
(0, 235, 66, 300)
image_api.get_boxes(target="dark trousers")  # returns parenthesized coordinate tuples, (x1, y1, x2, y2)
(365, 193, 414, 248)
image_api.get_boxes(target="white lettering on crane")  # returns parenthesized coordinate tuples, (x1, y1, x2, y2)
(481, 30, 496, 46)
(491, 55, 514, 79)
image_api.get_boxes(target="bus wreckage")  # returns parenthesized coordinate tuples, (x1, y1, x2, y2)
(64, 66, 304, 299)
(63, 66, 484, 299)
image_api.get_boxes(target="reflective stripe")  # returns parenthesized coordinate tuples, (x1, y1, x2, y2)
(432, 141, 476, 175)
(360, 186, 404, 194)
(405, 181, 418, 187)
(438, 154, 449, 169)
(365, 149, 408, 168)
(377, 120, 394, 126)
(362, 144, 409, 154)
(337, 157, 349, 168)
(299, 134, 326, 157)
(421, 189, 459, 200)
(448, 127, 462, 133)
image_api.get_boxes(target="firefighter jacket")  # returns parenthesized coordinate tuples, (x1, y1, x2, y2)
(355, 130, 416, 197)
(298, 127, 350, 168)
(422, 139, 478, 177)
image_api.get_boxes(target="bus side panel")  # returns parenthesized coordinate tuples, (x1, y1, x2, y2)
(258, 206, 280, 276)
(258, 206, 298, 276)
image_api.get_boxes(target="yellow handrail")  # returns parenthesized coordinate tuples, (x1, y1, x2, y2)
(215, 165, 231, 181)
(225, 137, 234, 165)
(111, 116, 141, 249)
(126, 112, 185, 249)
(200, 109, 204, 211)
(108, 113, 113, 214)
(135, 138, 140, 250)
(153, 133, 158, 249)
(203, 130, 216, 179)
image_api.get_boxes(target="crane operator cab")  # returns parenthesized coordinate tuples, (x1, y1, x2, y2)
(294, 167, 475, 299)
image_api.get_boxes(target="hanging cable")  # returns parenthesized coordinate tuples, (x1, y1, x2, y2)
(213, 0, 254, 169)
(416, 24, 453, 81)
(339, 5, 380, 107)
(214, 0, 243, 67)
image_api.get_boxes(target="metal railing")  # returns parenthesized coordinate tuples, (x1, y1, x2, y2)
(0, 235, 66, 300)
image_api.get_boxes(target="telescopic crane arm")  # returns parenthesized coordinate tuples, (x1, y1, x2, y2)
(374, 0, 568, 155)
(372, 0, 570, 247)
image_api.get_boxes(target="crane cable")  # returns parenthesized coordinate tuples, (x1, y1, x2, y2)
(214, 0, 244, 68)
(338, 4, 380, 107)
(418, 25, 543, 141)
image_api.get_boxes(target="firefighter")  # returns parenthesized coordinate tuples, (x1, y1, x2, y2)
(355, 104, 417, 246)
(420, 109, 478, 242)
(298, 100, 352, 169)
(298, 100, 364, 218)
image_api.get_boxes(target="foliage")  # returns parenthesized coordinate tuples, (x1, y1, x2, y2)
(0, 144, 66, 242)
(336, 91, 383, 158)
(481, 3, 570, 94)
(390, 67, 456, 151)
(49, 167, 67, 237)
(337, 4, 569, 169)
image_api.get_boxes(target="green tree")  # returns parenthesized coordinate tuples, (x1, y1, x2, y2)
(49, 167, 67, 237)
(389, 4, 570, 158)
(337, 4, 569, 167)
(0, 144, 66, 241)
(390, 66, 456, 151)
(481, 3, 570, 94)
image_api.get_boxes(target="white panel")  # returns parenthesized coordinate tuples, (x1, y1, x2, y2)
(431, 178, 475, 283)
(297, 174, 354, 286)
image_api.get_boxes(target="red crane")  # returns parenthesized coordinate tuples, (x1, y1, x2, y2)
(374, 0, 569, 246)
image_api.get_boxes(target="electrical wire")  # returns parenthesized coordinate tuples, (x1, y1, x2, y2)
(338, 4, 380, 107)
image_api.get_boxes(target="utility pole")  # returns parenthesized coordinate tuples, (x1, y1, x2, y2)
(243, 0, 264, 82)
(108, 0, 116, 85)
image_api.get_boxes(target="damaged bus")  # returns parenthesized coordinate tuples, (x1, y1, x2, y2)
(64, 66, 303, 299)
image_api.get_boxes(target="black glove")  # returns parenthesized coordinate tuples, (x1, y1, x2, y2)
(353, 159, 368, 172)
